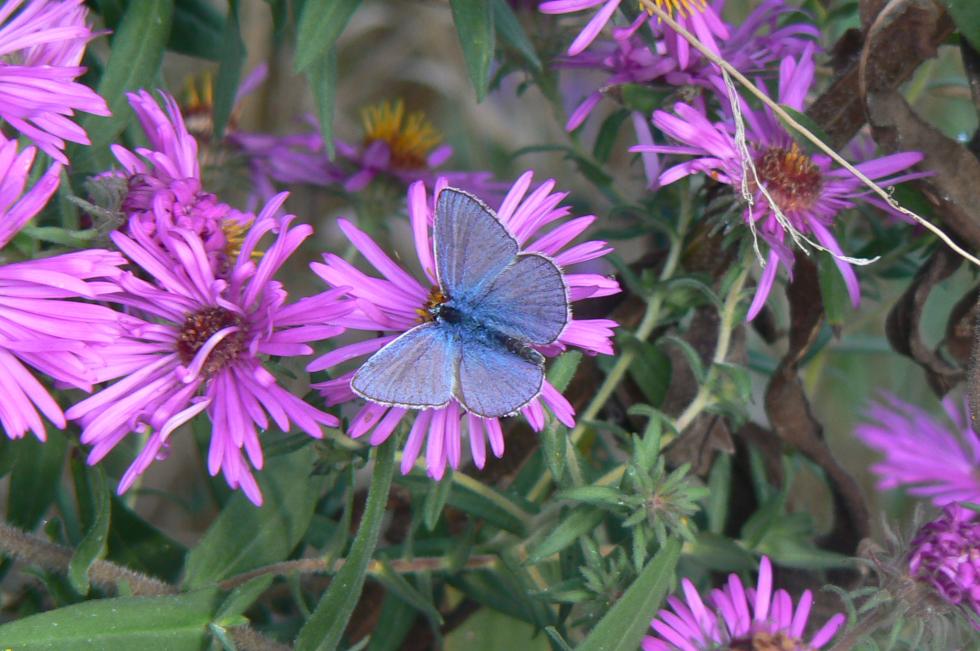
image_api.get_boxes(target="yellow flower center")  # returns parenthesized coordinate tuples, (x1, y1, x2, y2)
(181, 71, 219, 142)
(729, 631, 811, 651)
(416, 285, 448, 322)
(176, 307, 248, 377)
(221, 217, 261, 263)
(642, 0, 708, 18)
(752, 143, 823, 213)
(361, 100, 442, 169)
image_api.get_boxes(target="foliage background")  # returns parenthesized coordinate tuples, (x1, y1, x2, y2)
(0, 0, 978, 649)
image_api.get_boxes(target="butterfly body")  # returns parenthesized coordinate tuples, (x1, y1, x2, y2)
(352, 188, 568, 418)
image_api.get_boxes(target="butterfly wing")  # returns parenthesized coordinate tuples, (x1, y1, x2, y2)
(454, 330, 544, 418)
(435, 188, 518, 304)
(352, 322, 458, 409)
(471, 252, 568, 345)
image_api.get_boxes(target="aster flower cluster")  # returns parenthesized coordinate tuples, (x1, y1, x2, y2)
(543, 0, 926, 320)
(908, 505, 980, 626)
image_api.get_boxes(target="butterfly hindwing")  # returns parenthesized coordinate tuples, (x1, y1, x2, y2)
(352, 322, 458, 409)
(435, 188, 518, 304)
(469, 252, 567, 345)
(454, 330, 544, 418)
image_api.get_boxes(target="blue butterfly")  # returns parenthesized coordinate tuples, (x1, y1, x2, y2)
(351, 188, 569, 418)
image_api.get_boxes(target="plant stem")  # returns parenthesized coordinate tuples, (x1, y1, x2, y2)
(637, 0, 980, 269)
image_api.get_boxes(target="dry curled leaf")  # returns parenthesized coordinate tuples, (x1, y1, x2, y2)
(885, 247, 965, 395)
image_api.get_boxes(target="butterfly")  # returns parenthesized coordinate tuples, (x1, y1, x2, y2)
(351, 188, 569, 418)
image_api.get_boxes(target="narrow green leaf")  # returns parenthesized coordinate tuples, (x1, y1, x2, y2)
(366, 592, 418, 651)
(68, 467, 111, 595)
(577, 538, 681, 651)
(184, 448, 324, 589)
(449, 0, 495, 102)
(295, 439, 396, 651)
(211, 0, 245, 140)
(943, 1, 980, 52)
(293, 0, 362, 72)
(373, 560, 444, 625)
(706, 454, 731, 535)
(526, 506, 603, 564)
(547, 350, 582, 393)
(624, 338, 671, 407)
(541, 423, 567, 482)
(593, 109, 630, 163)
(0, 589, 218, 650)
(7, 431, 67, 529)
(107, 496, 186, 583)
(423, 472, 454, 531)
(395, 473, 530, 535)
(71, 0, 175, 172)
(817, 251, 850, 327)
(778, 104, 832, 151)
(214, 575, 274, 626)
(170, 0, 226, 59)
(491, 0, 540, 70)
(307, 48, 339, 159)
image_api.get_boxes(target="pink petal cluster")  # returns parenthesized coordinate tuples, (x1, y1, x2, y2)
(67, 194, 349, 505)
(0, 0, 109, 162)
(0, 135, 125, 440)
(644, 556, 845, 650)
(856, 394, 980, 506)
(308, 172, 620, 479)
(632, 46, 926, 320)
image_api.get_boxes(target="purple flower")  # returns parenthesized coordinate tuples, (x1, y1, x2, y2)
(908, 504, 980, 623)
(0, 0, 110, 162)
(108, 90, 251, 272)
(632, 46, 926, 320)
(66, 193, 349, 505)
(644, 556, 846, 650)
(856, 394, 980, 506)
(540, 0, 728, 60)
(307, 172, 620, 479)
(0, 136, 125, 440)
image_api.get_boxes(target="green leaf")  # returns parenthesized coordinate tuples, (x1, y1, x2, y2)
(491, 0, 540, 70)
(214, 575, 274, 626)
(577, 538, 681, 651)
(293, 0, 362, 72)
(170, 0, 226, 59)
(183, 448, 324, 589)
(211, 0, 245, 140)
(295, 439, 396, 651)
(558, 486, 625, 509)
(0, 589, 218, 650)
(68, 467, 111, 595)
(395, 474, 530, 535)
(449, 0, 495, 102)
(624, 338, 671, 406)
(706, 454, 731, 535)
(8, 431, 67, 529)
(593, 109, 630, 163)
(620, 84, 665, 114)
(944, 1, 980, 51)
(547, 350, 582, 393)
(71, 0, 174, 173)
(373, 560, 444, 625)
(540, 423, 567, 482)
(817, 250, 850, 327)
(525, 506, 603, 564)
(107, 497, 186, 583)
(423, 472, 454, 531)
(307, 48, 339, 159)
(366, 592, 418, 651)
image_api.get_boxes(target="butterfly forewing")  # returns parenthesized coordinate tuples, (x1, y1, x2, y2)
(469, 252, 567, 345)
(352, 322, 458, 409)
(454, 334, 545, 417)
(435, 188, 518, 304)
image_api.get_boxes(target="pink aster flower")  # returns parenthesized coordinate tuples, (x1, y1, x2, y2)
(0, 135, 125, 440)
(644, 556, 845, 650)
(540, 0, 728, 61)
(0, 0, 110, 162)
(106, 89, 251, 271)
(66, 193, 349, 505)
(632, 46, 926, 320)
(856, 394, 980, 506)
(908, 504, 980, 625)
(307, 172, 620, 479)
